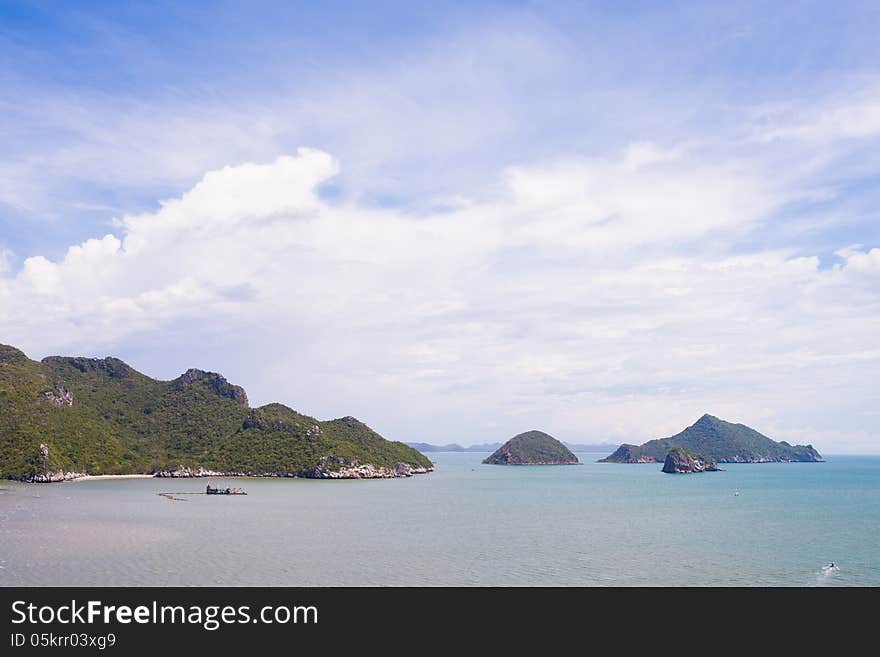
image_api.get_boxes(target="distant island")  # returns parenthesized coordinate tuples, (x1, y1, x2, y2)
(483, 431, 580, 465)
(599, 414, 823, 465)
(0, 344, 433, 482)
(407, 442, 506, 453)
(407, 441, 614, 452)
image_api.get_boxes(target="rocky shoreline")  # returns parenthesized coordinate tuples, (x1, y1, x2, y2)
(484, 460, 581, 466)
(155, 460, 434, 480)
(12, 460, 434, 483)
(28, 470, 90, 483)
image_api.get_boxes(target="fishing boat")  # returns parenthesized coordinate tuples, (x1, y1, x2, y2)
(206, 484, 247, 495)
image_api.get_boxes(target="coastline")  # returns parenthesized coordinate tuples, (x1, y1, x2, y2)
(6, 462, 435, 483)
(68, 474, 155, 482)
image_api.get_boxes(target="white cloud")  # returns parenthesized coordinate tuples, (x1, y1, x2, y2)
(754, 94, 880, 144)
(0, 248, 12, 275)
(839, 247, 880, 273)
(1, 148, 878, 452)
(502, 149, 779, 251)
(621, 141, 681, 171)
(0, 20, 580, 219)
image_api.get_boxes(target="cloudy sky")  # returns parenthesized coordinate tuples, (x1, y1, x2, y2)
(1, 1, 879, 451)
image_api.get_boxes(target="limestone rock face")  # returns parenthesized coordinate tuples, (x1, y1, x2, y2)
(25, 443, 87, 481)
(150, 458, 434, 480)
(661, 448, 722, 474)
(154, 466, 233, 478)
(43, 384, 74, 408)
(175, 368, 249, 407)
(42, 356, 134, 379)
(29, 470, 88, 482)
(307, 455, 434, 479)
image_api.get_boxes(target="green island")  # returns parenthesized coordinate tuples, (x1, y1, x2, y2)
(0, 344, 433, 482)
(599, 414, 823, 465)
(483, 430, 579, 465)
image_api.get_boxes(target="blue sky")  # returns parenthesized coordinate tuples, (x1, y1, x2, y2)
(1, 1, 880, 450)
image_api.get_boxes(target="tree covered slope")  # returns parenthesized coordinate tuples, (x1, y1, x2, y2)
(599, 414, 823, 463)
(483, 430, 579, 465)
(0, 344, 432, 480)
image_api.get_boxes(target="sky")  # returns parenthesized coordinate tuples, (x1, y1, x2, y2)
(1, 1, 879, 451)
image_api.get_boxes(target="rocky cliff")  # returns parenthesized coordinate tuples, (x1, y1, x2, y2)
(661, 448, 721, 474)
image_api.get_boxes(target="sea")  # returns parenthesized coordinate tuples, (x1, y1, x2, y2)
(1, 452, 878, 586)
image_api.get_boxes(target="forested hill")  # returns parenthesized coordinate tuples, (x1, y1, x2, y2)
(599, 414, 823, 464)
(0, 344, 432, 481)
(483, 430, 580, 465)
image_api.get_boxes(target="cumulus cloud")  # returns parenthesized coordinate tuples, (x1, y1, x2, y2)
(839, 247, 880, 273)
(3, 7, 880, 453)
(1, 146, 878, 451)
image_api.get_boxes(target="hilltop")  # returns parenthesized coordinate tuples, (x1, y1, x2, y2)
(483, 430, 579, 465)
(599, 414, 823, 464)
(0, 344, 432, 481)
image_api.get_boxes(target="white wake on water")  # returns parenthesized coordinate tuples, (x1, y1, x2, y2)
(816, 563, 839, 585)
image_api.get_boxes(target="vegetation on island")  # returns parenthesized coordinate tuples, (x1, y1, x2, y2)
(0, 344, 432, 480)
(483, 430, 579, 465)
(599, 414, 823, 464)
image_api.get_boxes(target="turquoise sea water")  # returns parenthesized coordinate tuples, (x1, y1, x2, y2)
(1, 452, 878, 586)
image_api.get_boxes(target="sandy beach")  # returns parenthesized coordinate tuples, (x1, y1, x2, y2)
(68, 474, 155, 482)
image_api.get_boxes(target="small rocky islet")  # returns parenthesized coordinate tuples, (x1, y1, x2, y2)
(661, 448, 721, 474)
